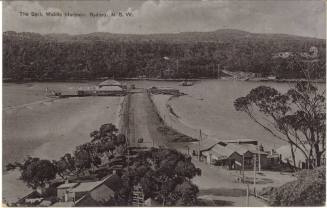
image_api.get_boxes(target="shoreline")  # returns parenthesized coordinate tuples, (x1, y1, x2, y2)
(4, 77, 325, 84)
(149, 93, 204, 142)
(3, 95, 125, 204)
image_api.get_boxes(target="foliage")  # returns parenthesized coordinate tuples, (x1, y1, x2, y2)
(3, 30, 325, 81)
(6, 122, 202, 206)
(52, 153, 75, 178)
(118, 148, 201, 206)
(268, 166, 326, 206)
(6, 157, 57, 189)
(234, 81, 325, 168)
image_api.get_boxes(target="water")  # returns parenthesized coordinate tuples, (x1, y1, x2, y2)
(128, 79, 325, 149)
(2, 80, 325, 203)
(3, 82, 123, 204)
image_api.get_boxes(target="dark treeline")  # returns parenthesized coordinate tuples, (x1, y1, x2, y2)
(3, 29, 326, 81)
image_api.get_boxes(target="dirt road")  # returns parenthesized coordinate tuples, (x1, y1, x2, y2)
(126, 89, 168, 148)
(124, 89, 293, 206)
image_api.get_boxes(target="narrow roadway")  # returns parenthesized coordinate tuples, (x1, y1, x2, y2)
(125, 88, 268, 206)
(127, 89, 168, 148)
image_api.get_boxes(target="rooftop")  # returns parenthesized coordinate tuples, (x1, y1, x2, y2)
(57, 182, 79, 189)
(210, 143, 234, 158)
(71, 174, 115, 193)
(72, 181, 103, 193)
(98, 80, 122, 86)
(51, 201, 75, 207)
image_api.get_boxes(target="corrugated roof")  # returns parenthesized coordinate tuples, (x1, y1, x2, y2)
(102, 174, 122, 192)
(57, 182, 79, 189)
(210, 144, 234, 158)
(188, 138, 220, 151)
(224, 143, 268, 155)
(72, 181, 103, 193)
(71, 174, 117, 193)
(224, 143, 248, 155)
(98, 80, 122, 86)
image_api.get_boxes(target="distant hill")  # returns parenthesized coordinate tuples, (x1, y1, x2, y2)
(3, 29, 326, 81)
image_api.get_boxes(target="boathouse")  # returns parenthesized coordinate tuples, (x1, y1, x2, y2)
(77, 80, 126, 96)
(95, 85, 125, 96)
(98, 80, 123, 87)
(96, 80, 126, 96)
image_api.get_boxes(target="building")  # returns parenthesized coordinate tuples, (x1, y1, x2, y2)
(201, 142, 269, 170)
(95, 85, 126, 96)
(188, 138, 220, 157)
(77, 80, 126, 96)
(225, 143, 269, 170)
(201, 142, 233, 166)
(266, 150, 282, 169)
(276, 145, 308, 169)
(54, 174, 122, 206)
(96, 80, 126, 96)
(57, 182, 79, 202)
(98, 80, 123, 87)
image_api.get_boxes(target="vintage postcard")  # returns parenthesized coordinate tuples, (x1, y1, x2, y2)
(2, 0, 326, 207)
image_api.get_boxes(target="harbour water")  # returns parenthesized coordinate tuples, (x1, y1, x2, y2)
(3, 82, 123, 203)
(2, 79, 325, 203)
(128, 79, 325, 149)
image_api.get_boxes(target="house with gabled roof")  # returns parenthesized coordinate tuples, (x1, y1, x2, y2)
(53, 174, 122, 207)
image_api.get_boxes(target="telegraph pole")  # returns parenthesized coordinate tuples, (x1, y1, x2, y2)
(253, 154, 257, 196)
(198, 129, 202, 161)
(258, 144, 261, 172)
(242, 154, 245, 183)
(246, 183, 249, 207)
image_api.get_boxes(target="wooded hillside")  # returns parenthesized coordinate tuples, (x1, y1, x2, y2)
(3, 29, 325, 81)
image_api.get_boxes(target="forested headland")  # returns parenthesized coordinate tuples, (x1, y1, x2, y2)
(3, 29, 326, 81)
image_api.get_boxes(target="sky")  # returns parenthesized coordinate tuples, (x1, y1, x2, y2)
(3, 0, 326, 38)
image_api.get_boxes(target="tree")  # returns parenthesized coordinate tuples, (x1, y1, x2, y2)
(74, 149, 92, 172)
(6, 157, 57, 189)
(53, 153, 75, 178)
(268, 166, 325, 206)
(234, 81, 325, 168)
(174, 180, 199, 206)
(3, 31, 325, 81)
(118, 148, 201, 206)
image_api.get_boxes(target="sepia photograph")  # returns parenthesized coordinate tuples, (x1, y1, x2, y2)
(2, 0, 326, 206)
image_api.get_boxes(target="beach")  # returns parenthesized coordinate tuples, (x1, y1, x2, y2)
(148, 81, 288, 149)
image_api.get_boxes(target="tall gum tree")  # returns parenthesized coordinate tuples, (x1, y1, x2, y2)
(234, 81, 325, 168)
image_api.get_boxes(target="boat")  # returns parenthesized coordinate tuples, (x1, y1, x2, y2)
(180, 81, 194, 86)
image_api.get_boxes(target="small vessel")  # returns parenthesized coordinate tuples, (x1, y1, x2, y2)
(45, 88, 62, 98)
(180, 80, 194, 86)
